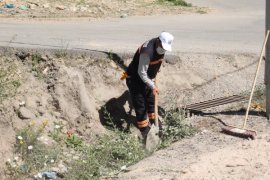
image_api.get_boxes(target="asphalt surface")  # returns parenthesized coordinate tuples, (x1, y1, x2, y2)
(0, 0, 265, 54)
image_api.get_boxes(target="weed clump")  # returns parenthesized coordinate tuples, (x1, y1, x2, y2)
(159, 0, 192, 7)
(0, 57, 21, 103)
(6, 120, 62, 179)
(160, 108, 197, 148)
(66, 130, 144, 179)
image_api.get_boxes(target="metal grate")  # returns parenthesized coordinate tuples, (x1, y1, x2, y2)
(184, 95, 248, 111)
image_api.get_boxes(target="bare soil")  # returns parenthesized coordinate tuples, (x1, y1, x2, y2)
(0, 0, 209, 20)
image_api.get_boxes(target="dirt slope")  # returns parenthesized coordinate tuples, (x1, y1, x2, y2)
(0, 47, 268, 179)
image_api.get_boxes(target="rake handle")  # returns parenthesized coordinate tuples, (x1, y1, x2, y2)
(243, 30, 270, 128)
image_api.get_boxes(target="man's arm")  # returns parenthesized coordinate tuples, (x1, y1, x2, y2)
(138, 53, 155, 89)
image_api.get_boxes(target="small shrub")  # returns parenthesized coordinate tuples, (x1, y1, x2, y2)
(159, 0, 192, 7)
(241, 85, 266, 111)
(31, 53, 45, 79)
(253, 85, 265, 102)
(49, 121, 65, 142)
(160, 108, 197, 148)
(65, 130, 83, 148)
(15, 120, 47, 158)
(54, 50, 68, 58)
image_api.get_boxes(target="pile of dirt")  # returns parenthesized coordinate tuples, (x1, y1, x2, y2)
(0, 0, 208, 19)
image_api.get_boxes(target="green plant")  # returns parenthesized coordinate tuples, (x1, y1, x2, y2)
(6, 120, 62, 179)
(54, 50, 68, 58)
(253, 85, 265, 102)
(159, 0, 192, 7)
(15, 120, 46, 158)
(31, 53, 45, 79)
(49, 121, 64, 142)
(240, 85, 266, 111)
(65, 130, 83, 148)
(66, 130, 144, 179)
(160, 108, 197, 148)
(197, 9, 207, 14)
(0, 57, 21, 103)
(65, 108, 144, 179)
(54, 43, 69, 59)
(77, 0, 86, 5)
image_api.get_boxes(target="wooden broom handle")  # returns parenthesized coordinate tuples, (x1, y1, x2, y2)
(154, 75, 159, 127)
(243, 30, 270, 128)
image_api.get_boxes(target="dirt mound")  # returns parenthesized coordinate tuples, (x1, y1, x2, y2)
(0, 48, 126, 176)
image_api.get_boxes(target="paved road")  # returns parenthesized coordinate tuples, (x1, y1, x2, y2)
(188, 0, 263, 14)
(0, 0, 265, 54)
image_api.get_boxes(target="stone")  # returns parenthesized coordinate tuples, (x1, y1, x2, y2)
(18, 107, 36, 119)
(37, 107, 46, 116)
(70, 6, 78, 12)
(53, 112, 61, 118)
(37, 135, 56, 146)
(110, 61, 117, 68)
(80, 7, 87, 12)
(120, 14, 127, 18)
(56, 5, 66, 10)
(29, 4, 37, 10)
(19, 101, 26, 107)
(51, 161, 68, 174)
(43, 3, 50, 9)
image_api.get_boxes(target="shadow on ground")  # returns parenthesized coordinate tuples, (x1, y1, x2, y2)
(99, 90, 167, 132)
(188, 108, 266, 126)
(99, 90, 135, 131)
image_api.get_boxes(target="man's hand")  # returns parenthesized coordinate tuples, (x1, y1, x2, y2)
(153, 88, 159, 96)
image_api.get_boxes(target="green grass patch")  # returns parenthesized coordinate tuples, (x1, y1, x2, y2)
(54, 50, 68, 59)
(31, 53, 45, 79)
(66, 130, 144, 179)
(0, 57, 21, 103)
(159, 0, 192, 7)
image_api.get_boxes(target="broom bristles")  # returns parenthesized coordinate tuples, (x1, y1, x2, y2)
(221, 126, 256, 140)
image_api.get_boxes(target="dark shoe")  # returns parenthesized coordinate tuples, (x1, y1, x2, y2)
(149, 119, 163, 131)
(149, 119, 155, 125)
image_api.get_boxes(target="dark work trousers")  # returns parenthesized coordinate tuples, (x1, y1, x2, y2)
(126, 78, 155, 129)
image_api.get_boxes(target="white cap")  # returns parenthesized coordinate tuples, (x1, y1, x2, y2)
(158, 32, 174, 52)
